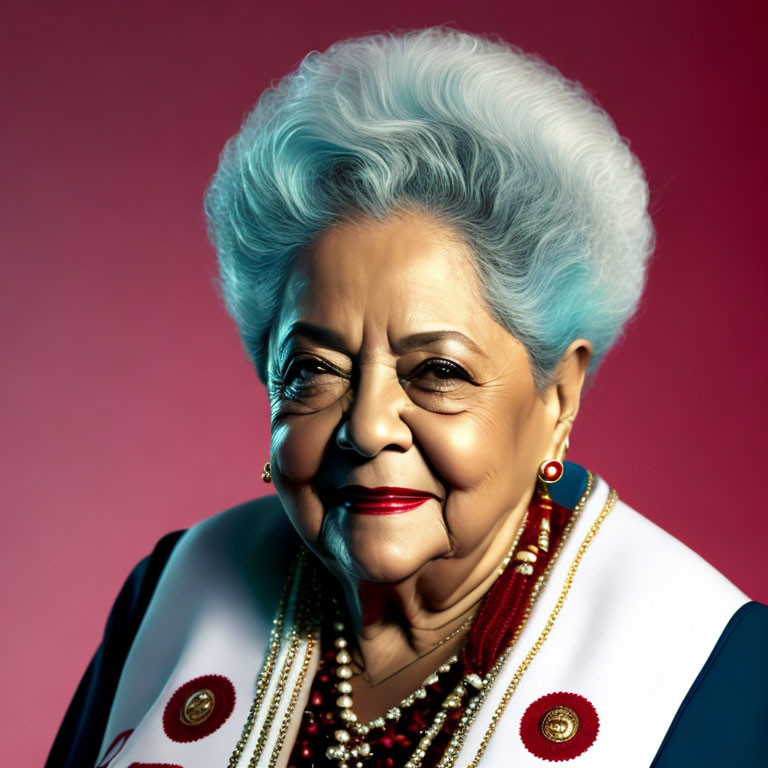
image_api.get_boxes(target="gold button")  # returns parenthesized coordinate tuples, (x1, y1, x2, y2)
(539, 705, 579, 742)
(180, 688, 216, 726)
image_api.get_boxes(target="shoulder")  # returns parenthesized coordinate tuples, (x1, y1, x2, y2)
(554, 462, 749, 615)
(179, 493, 290, 552)
(651, 601, 768, 766)
(588, 484, 749, 611)
(589, 479, 758, 762)
(135, 493, 297, 641)
(166, 494, 295, 609)
(45, 529, 187, 768)
(95, 495, 297, 761)
(46, 496, 295, 768)
(500, 468, 754, 765)
(116, 495, 296, 628)
(579, 479, 751, 689)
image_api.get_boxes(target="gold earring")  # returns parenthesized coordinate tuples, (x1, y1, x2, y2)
(514, 460, 564, 575)
(535, 459, 563, 553)
(261, 462, 272, 483)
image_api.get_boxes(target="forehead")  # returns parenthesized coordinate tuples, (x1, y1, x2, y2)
(283, 212, 493, 338)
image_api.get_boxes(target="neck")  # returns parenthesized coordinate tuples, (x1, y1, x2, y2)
(332, 504, 527, 689)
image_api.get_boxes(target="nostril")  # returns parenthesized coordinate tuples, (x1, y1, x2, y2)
(334, 418, 412, 457)
(335, 421, 355, 451)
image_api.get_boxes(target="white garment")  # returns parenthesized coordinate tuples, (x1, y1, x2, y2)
(100, 476, 747, 767)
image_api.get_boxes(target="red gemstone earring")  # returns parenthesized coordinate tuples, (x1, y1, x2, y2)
(261, 462, 272, 483)
(538, 459, 564, 484)
(513, 459, 564, 576)
(535, 459, 564, 553)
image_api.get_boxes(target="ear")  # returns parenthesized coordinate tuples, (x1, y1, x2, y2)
(545, 339, 593, 459)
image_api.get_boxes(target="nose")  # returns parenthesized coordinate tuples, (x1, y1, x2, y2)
(336, 364, 412, 457)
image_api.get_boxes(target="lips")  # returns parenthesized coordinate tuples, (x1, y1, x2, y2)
(334, 486, 438, 515)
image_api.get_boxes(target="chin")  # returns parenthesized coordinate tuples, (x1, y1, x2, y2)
(320, 504, 450, 583)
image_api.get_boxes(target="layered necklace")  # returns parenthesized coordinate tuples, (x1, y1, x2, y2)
(285, 486, 582, 768)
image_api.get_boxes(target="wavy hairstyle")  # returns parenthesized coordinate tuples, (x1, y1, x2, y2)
(205, 27, 653, 390)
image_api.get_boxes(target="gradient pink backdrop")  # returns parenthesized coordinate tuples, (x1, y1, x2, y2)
(2, 0, 766, 763)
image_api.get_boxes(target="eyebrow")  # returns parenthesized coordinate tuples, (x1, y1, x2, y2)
(285, 322, 349, 351)
(287, 322, 485, 357)
(395, 330, 486, 357)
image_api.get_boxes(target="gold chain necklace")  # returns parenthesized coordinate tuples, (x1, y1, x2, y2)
(226, 547, 319, 768)
(436, 478, 618, 768)
(352, 609, 475, 690)
(227, 474, 607, 768)
(392, 474, 597, 768)
(462, 486, 617, 767)
(320, 511, 533, 768)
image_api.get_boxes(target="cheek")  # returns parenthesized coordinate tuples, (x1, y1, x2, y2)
(270, 407, 341, 543)
(272, 408, 340, 481)
(419, 415, 494, 488)
(410, 394, 551, 546)
(413, 396, 547, 489)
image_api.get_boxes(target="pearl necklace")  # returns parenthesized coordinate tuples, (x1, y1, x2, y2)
(325, 620, 485, 768)
(321, 525, 530, 768)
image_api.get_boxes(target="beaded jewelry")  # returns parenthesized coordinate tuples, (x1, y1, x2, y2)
(278, 474, 599, 768)
(288, 502, 552, 768)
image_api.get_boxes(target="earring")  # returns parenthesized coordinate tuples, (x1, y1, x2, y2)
(514, 459, 564, 576)
(535, 459, 563, 553)
(538, 459, 564, 484)
(261, 462, 272, 483)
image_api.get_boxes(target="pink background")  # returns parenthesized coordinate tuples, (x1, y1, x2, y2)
(2, 1, 766, 763)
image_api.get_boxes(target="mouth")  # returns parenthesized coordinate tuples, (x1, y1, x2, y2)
(333, 486, 439, 516)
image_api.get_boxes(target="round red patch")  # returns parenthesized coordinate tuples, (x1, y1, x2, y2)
(520, 692, 599, 761)
(162, 674, 236, 743)
(128, 764, 184, 767)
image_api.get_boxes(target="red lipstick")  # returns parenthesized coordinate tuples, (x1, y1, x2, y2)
(336, 486, 437, 515)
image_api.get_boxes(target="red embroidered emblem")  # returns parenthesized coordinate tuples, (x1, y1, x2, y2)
(162, 674, 236, 743)
(128, 764, 184, 767)
(520, 692, 599, 761)
(97, 729, 134, 767)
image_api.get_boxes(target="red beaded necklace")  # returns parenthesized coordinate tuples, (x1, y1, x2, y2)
(287, 494, 571, 768)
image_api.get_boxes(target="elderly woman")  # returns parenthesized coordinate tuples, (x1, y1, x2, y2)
(48, 27, 766, 768)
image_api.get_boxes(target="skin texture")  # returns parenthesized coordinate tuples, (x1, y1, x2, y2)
(266, 210, 591, 719)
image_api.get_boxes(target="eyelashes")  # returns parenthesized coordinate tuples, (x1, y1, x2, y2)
(279, 356, 350, 400)
(274, 354, 476, 410)
(401, 358, 474, 391)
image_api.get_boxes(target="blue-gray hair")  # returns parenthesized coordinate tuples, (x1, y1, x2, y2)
(205, 27, 653, 389)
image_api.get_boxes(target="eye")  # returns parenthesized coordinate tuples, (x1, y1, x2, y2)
(278, 356, 350, 403)
(283, 357, 328, 386)
(404, 358, 474, 391)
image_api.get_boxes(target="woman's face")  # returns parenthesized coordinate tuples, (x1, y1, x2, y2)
(267, 211, 567, 602)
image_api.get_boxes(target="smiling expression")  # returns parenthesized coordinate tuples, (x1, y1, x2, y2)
(266, 210, 562, 603)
